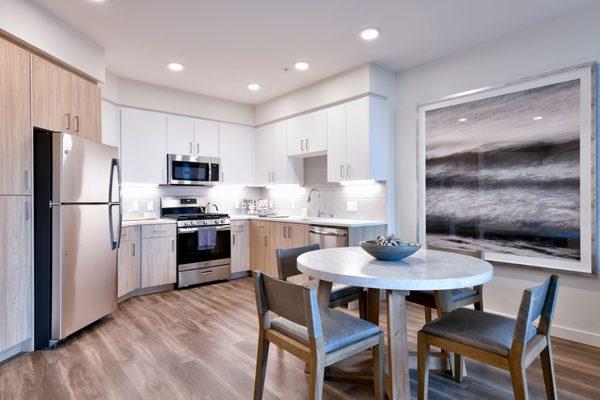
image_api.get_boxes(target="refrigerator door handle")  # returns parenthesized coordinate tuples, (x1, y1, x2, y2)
(109, 203, 123, 250)
(109, 158, 121, 204)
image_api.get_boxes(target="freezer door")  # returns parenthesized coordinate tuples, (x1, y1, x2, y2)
(52, 132, 119, 203)
(52, 204, 118, 340)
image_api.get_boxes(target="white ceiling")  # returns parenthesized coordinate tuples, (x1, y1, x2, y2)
(36, 0, 598, 105)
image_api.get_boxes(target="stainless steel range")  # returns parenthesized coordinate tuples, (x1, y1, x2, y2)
(161, 197, 231, 288)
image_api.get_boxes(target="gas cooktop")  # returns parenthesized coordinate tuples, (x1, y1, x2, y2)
(162, 213, 229, 221)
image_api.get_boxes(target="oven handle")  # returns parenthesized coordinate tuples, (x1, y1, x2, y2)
(178, 225, 231, 233)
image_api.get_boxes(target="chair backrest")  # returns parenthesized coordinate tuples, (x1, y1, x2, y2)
(253, 271, 322, 338)
(276, 244, 320, 280)
(428, 244, 484, 260)
(513, 274, 560, 344)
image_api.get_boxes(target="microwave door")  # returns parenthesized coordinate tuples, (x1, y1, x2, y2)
(168, 155, 211, 185)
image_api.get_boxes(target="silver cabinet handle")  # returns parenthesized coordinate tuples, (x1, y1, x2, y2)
(305, 138, 309, 151)
(271, 172, 275, 182)
(171, 239, 175, 252)
(340, 165, 344, 178)
(197, 143, 200, 154)
(264, 236, 268, 247)
(347, 164, 351, 178)
(74, 116, 80, 133)
(25, 170, 31, 191)
(189, 142, 193, 153)
(288, 226, 292, 238)
(221, 172, 224, 182)
(283, 226, 287, 238)
(300, 139, 304, 151)
(24, 200, 31, 221)
(131, 243, 136, 256)
(232, 234, 236, 246)
(65, 114, 71, 131)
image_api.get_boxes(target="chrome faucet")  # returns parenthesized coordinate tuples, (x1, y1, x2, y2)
(307, 188, 331, 218)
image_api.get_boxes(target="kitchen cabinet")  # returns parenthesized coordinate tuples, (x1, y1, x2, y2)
(0, 37, 32, 195)
(255, 121, 303, 186)
(101, 100, 120, 149)
(141, 224, 176, 288)
(218, 122, 254, 185)
(32, 54, 101, 142)
(327, 96, 389, 183)
(117, 227, 138, 298)
(166, 116, 219, 157)
(249, 220, 269, 274)
(231, 220, 249, 275)
(286, 109, 327, 157)
(120, 107, 167, 184)
(0, 196, 32, 353)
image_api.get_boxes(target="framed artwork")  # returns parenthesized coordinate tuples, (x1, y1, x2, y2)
(417, 64, 596, 275)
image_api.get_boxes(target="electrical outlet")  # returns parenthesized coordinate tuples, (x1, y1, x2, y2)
(131, 201, 139, 212)
(346, 201, 358, 212)
(147, 201, 154, 211)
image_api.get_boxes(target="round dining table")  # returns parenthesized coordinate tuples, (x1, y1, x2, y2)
(297, 246, 493, 400)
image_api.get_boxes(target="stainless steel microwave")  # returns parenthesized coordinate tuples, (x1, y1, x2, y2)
(167, 154, 221, 185)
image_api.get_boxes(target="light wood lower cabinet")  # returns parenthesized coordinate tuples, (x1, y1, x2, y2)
(141, 226, 176, 288)
(117, 227, 138, 298)
(249, 220, 269, 274)
(0, 196, 32, 353)
(231, 221, 249, 274)
(0, 37, 32, 195)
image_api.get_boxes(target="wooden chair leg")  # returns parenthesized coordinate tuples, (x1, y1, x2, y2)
(424, 306, 432, 323)
(417, 331, 431, 400)
(508, 358, 529, 400)
(372, 333, 385, 400)
(304, 362, 310, 374)
(253, 337, 270, 400)
(358, 293, 367, 320)
(540, 342, 557, 400)
(309, 354, 326, 400)
(453, 353, 464, 382)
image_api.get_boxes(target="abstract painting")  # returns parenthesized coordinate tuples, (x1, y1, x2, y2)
(418, 64, 596, 274)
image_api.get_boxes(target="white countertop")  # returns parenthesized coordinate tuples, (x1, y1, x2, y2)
(229, 215, 387, 228)
(122, 218, 176, 228)
(297, 247, 494, 291)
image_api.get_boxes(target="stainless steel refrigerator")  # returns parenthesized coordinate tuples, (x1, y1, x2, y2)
(34, 130, 122, 348)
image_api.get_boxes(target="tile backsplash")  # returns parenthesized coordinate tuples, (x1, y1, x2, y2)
(122, 155, 386, 222)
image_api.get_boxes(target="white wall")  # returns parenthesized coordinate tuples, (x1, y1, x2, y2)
(395, 4, 600, 346)
(0, 0, 105, 82)
(102, 73, 254, 126)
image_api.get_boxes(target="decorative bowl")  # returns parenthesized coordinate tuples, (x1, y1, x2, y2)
(359, 240, 421, 261)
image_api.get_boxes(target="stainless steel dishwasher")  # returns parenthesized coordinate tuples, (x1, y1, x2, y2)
(309, 225, 348, 248)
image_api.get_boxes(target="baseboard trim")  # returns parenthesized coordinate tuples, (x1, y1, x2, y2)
(487, 308, 600, 348)
(230, 270, 251, 280)
(0, 338, 32, 364)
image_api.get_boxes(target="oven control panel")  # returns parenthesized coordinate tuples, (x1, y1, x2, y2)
(177, 218, 230, 227)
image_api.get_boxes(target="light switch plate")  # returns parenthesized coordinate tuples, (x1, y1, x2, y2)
(147, 201, 154, 211)
(131, 201, 139, 212)
(346, 201, 358, 212)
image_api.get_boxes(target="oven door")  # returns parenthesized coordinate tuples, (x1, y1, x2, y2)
(168, 154, 212, 185)
(177, 225, 231, 270)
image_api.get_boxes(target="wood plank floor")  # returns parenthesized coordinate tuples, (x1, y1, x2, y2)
(1, 277, 599, 399)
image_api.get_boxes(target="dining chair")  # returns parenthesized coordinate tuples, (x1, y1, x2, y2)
(417, 274, 560, 400)
(252, 271, 385, 400)
(276, 244, 368, 319)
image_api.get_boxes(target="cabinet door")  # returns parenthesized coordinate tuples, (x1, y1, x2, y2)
(304, 109, 327, 154)
(326, 103, 347, 183)
(231, 221, 249, 274)
(249, 220, 268, 272)
(194, 119, 219, 157)
(288, 223, 309, 249)
(272, 120, 303, 185)
(71, 74, 101, 142)
(121, 107, 167, 184)
(118, 240, 137, 297)
(32, 54, 71, 132)
(167, 114, 195, 155)
(0, 196, 32, 352)
(141, 236, 176, 288)
(101, 100, 120, 149)
(0, 38, 32, 195)
(254, 124, 273, 186)
(267, 221, 289, 278)
(219, 123, 255, 185)
(345, 97, 371, 181)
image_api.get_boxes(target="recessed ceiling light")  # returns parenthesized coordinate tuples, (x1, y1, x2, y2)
(533, 116, 543, 120)
(293, 61, 310, 71)
(167, 62, 184, 72)
(458, 118, 467, 122)
(247, 83, 261, 91)
(360, 27, 380, 41)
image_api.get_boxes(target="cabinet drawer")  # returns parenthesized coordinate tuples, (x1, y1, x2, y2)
(141, 224, 176, 238)
(231, 220, 248, 231)
(120, 226, 136, 242)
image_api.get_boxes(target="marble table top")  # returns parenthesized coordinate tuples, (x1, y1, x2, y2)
(297, 247, 493, 291)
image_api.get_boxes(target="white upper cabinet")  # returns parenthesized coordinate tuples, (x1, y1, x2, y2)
(194, 119, 219, 157)
(255, 121, 303, 186)
(286, 109, 327, 157)
(219, 123, 255, 185)
(121, 107, 167, 184)
(101, 100, 120, 150)
(166, 114, 194, 155)
(326, 96, 389, 183)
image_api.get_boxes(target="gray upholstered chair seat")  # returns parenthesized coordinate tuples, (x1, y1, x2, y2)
(422, 308, 537, 356)
(303, 280, 364, 302)
(271, 309, 380, 353)
(410, 287, 478, 304)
